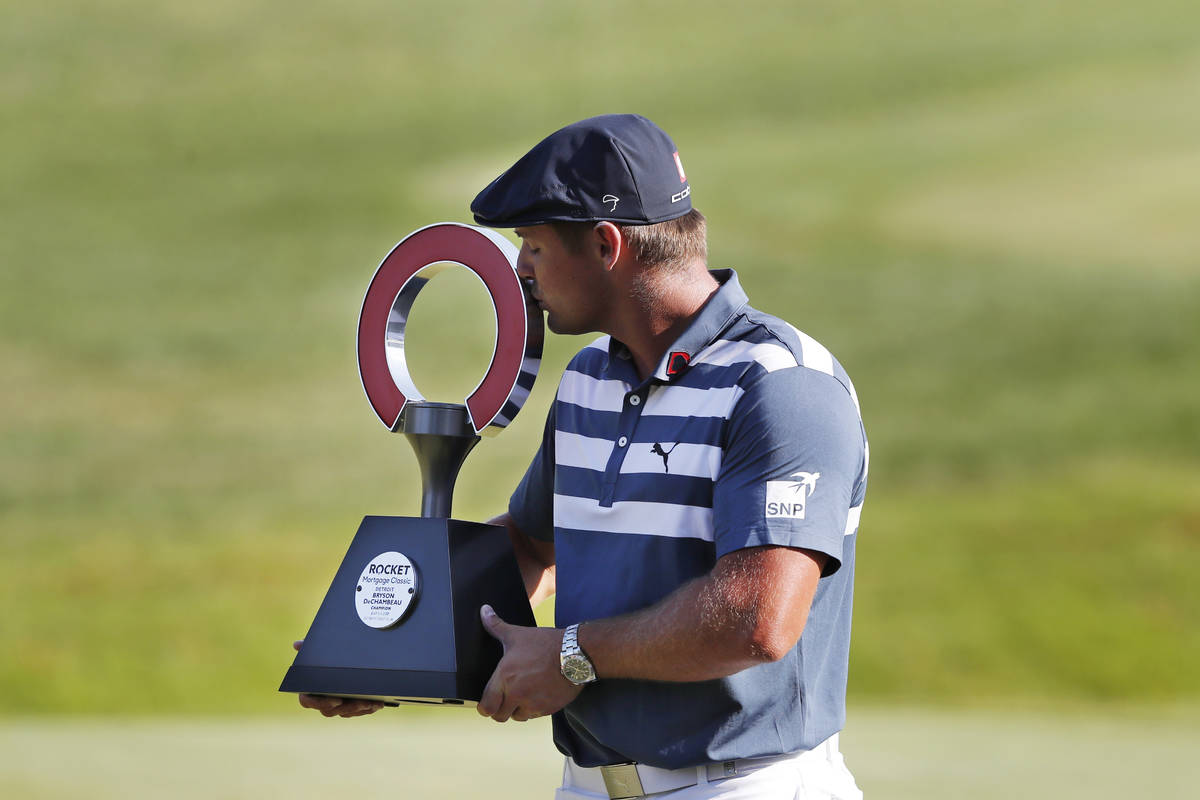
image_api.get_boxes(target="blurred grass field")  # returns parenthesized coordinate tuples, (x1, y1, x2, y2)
(2, 0, 1198, 748)
(4, 708, 1199, 799)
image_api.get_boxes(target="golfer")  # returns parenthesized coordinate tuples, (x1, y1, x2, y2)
(305, 113, 868, 800)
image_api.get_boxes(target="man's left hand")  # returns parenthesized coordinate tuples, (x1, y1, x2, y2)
(476, 604, 582, 722)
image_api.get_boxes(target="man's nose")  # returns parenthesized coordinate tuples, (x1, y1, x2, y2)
(515, 245, 534, 279)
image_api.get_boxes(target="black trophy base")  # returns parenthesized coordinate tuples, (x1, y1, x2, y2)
(279, 515, 535, 706)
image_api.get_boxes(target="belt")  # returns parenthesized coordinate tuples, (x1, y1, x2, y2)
(565, 735, 838, 799)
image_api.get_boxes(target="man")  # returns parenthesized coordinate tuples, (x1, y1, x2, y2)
(302, 114, 867, 799)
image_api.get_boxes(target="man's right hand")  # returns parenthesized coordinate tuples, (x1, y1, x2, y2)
(292, 640, 385, 718)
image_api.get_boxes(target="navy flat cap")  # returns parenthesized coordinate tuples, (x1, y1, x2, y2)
(471, 114, 693, 228)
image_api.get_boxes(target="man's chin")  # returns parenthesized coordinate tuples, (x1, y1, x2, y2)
(546, 314, 587, 337)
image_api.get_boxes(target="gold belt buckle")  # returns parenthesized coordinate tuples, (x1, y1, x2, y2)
(600, 763, 645, 799)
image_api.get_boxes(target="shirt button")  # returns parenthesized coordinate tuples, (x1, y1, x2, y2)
(629, 395, 641, 406)
(617, 436, 629, 447)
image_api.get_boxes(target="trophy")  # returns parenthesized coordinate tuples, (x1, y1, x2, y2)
(280, 222, 542, 706)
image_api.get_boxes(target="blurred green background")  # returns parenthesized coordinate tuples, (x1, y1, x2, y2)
(2, 0, 1198, 796)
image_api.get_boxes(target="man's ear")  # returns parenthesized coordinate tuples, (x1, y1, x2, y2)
(592, 222, 623, 271)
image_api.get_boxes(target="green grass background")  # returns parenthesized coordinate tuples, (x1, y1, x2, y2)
(4, 709, 1200, 799)
(2, 0, 1197, 736)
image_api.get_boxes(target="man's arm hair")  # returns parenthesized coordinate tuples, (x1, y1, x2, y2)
(578, 544, 826, 682)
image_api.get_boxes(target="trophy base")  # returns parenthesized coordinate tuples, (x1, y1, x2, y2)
(279, 515, 535, 706)
(280, 666, 475, 707)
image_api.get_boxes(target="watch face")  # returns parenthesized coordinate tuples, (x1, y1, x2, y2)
(562, 655, 595, 684)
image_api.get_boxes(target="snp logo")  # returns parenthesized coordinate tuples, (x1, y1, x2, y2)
(765, 472, 820, 519)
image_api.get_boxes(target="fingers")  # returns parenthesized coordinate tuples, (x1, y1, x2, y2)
(478, 684, 543, 723)
(298, 693, 343, 715)
(480, 605, 509, 644)
(298, 694, 384, 718)
(510, 707, 542, 722)
(477, 674, 528, 723)
(476, 676, 505, 719)
(291, 643, 382, 718)
(335, 701, 384, 717)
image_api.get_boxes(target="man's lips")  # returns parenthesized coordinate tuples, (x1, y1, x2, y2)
(522, 279, 544, 309)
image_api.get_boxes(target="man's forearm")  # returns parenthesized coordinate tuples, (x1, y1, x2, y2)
(578, 546, 825, 683)
(491, 513, 556, 605)
(522, 552, 556, 607)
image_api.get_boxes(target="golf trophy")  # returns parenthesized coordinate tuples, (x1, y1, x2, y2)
(280, 222, 542, 706)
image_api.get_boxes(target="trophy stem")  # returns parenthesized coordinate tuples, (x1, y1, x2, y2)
(400, 402, 480, 518)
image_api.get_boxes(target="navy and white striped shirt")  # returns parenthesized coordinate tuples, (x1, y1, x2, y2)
(510, 269, 867, 769)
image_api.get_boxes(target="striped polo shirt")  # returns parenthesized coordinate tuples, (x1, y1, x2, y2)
(509, 269, 868, 769)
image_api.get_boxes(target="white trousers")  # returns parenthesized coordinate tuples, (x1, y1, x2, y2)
(555, 734, 863, 800)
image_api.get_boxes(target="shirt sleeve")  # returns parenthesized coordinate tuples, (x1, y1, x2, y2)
(507, 401, 557, 542)
(712, 365, 865, 574)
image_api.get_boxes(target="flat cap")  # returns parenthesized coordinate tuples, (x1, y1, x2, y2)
(471, 114, 692, 228)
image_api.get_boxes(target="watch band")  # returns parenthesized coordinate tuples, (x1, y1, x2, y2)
(560, 623, 598, 685)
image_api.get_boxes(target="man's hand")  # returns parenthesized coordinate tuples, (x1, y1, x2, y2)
(292, 639, 385, 718)
(476, 605, 582, 722)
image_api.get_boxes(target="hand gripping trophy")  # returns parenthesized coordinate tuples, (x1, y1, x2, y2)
(280, 223, 542, 706)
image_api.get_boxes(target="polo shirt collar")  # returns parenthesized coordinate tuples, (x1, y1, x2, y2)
(606, 268, 748, 383)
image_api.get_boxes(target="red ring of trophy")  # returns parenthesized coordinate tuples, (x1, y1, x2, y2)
(357, 222, 543, 436)
(281, 223, 541, 707)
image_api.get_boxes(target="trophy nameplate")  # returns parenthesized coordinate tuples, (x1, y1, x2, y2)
(280, 223, 542, 706)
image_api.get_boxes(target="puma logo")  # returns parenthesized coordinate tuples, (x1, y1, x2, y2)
(650, 442, 679, 472)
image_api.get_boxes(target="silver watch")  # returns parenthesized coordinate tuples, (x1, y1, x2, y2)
(559, 623, 598, 685)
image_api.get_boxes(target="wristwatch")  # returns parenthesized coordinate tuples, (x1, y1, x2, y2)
(559, 623, 598, 685)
